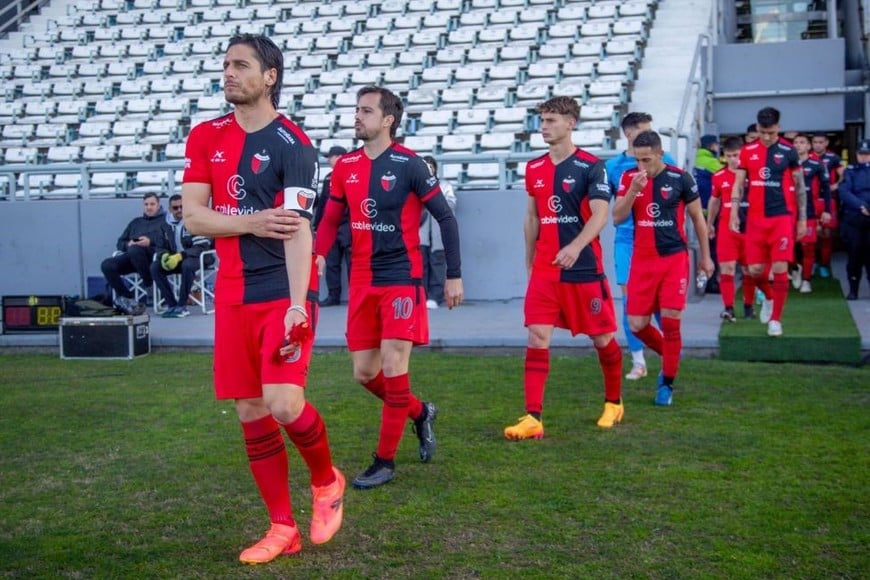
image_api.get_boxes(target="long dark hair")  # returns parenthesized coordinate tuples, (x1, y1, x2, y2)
(227, 34, 283, 109)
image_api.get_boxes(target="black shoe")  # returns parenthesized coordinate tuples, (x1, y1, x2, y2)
(847, 291, 858, 301)
(319, 297, 341, 307)
(412, 401, 438, 463)
(743, 305, 755, 319)
(720, 307, 736, 323)
(352, 454, 395, 490)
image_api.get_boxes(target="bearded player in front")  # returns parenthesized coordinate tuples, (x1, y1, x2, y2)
(182, 34, 344, 565)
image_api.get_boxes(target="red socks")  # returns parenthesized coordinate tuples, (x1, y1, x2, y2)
(772, 271, 789, 322)
(634, 323, 663, 356)
(363, 370, 423, 420)
(281, 402, 335, 488)
(720, 273, 735, 309)
(376, 373, 411, 461)
(819, 235, 832, 268)
(242, 415, 293, 526)
(523, 347, 549, 415)
(742, 272, 756, 307)
(660, 317, 682, 380)
(801, 242, 815, 281)
(595, 338, 623, 403)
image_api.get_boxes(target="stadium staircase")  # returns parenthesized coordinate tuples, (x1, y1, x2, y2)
(0, 0, 676, 198)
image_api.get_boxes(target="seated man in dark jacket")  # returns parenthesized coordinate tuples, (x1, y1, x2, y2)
(101, 192, 168, 315)
(150, 194, 213, 317)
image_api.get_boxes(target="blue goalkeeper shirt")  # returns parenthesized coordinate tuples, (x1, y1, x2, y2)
(606, 150, 677, 244)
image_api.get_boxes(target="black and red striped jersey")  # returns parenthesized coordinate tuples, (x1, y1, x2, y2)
(316, 142, 444, 286)
(811, 150, 842, 186)
(184, 112, 319, 305)
(800, 157, 831, 218)
(618, 165, 699, 258)
(739, 138, 800, 219)
(525, 148, 610, 282)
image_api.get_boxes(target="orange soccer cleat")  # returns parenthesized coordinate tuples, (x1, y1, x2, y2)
(310, 467, 345, 545)
(239, 523, 302, 565)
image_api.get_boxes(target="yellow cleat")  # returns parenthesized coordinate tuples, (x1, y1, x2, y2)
(504, 414, 544, 440)
(239, 523, 302, 565)
(597, 401, 625, 428)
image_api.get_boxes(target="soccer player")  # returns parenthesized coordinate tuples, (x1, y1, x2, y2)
(744, 123, 759, 144)
(503, 96, 623, 440)
(793, 133, 832, 293)
(810, 133, 844, 278)
(605, 112, 676, 381)
(613, 130, 714, 406)
(729, 107, 808, 337)
(182, 34, 344, 565)
(706, 137, 756, 321)
(314, 86, 463, 490)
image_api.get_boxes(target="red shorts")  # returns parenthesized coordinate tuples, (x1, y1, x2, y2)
(814, 198, 838, 230)
(627, 251, 689, 315)
(524, 276, 617, 337)
(799, 219, 818, 243)
(715, 226, 746, 265)
(346, 285, 429, 351)
(213, 298, 317, 399)
(745, 215, 794, 265)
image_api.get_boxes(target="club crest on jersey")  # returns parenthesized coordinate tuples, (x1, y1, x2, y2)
(381, 172, 397, 192)
(590, 297, 602, 315)
(660, 185, 673, 200)
(296, 188, 315, 210)
(773, 153, 784, 165)
(251, 150, 270, 174)
(562, 176, 576, 193)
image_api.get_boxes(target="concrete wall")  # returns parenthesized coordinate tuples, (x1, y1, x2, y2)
(712, 38, 846, 134)
(0, 194, 620, 302)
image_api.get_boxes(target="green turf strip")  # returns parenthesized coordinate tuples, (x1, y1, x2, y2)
(718, 276, 861, 363)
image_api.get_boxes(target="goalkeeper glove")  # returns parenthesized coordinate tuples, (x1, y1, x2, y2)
(161, 252, 183, 271)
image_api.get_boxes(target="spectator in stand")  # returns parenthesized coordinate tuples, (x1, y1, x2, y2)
(792, 134, 832, 294)
(151, 194, 214, 318)
(811, 134, 845, 279)
(313, 146, 350, 307)
(706, 137, 756, 321)
(419, 156, 457, 310)
(605, 112, 675, 381)
(839, 138, 870, 300)
(101, 192, 168, 315)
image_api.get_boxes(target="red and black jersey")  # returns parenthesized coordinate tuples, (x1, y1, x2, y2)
(711, 167, 748, 232)
(812, 150, 842, 186)
(618, 164, 699, 258)
(739, 138, 800, 219)
(315, 142, 445, 286)
(525, 148, 610, 282)
(184, 112, 319, 305)
(800, 157, 831, 218)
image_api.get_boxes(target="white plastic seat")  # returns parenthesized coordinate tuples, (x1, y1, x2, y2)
(300, 93, 333, 113)
(477, 28, 506, 44)
(620, 1, 652, 18)
(572, 128, 609, 148)
(31, 124, 70, 146)
(332, 92, 358, 113)
(118, 143, 154, 160)
(405, 88, 439, 112)
(300, 113, 335, 139)
(82, 145, 117, 162)
(350, 69, 382, 87)
(0, 124, 34, 147)
(403, 135, 439, 155)
(17, 173, 54, 197)
(548, 22, 579, 41)
(587, 4, 618, 20)
(476, 85, 508, 105)
(47, 145, 81, 163)
(551, 81, 587, 100)
(479, 132, 515, 152)
(52, 82, 82, 98)
(441, 134, 476, 153)
(459, 11, 487, 27)
(562, 60, 595, 80)
(557, 5, 587, 21)
(150, 77, 180, 94)
(333, 113, 356, 138)
(3, 147, 39, 164)
(488, 64, 521, 85)
(466, 46, 497, 63)
(492, 107, 529, 132)
(142, 120, 178, 144)
(419, 65, 454, 87)
(580, 22, 612, 38)
(440, 87, 474, 108)
(164, 142, 186, 159)
(465, 163, 501, 186)
(397, 50, 429, 67)
(613, 18, 647, 38)
(509, 24, 541, 44)
(108, 120, 145, 144)
(448, 28, 477, 46)
(453, 64, 488, 87)
(91, 172, 130, 196)
(394, 14, 421, 30)
(416, 110, 454, 135)
(453, 108, 489, 134)
(53, 173, 84, 196)
(527, 62, 560, 83)
(489, 10, 517, 27)
(605, 39, 641, 57)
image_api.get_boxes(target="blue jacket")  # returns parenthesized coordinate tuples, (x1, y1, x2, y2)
(839, 162, 870, 217)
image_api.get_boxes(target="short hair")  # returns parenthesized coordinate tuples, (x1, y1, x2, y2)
(357, 86, 404, 138)
(746, 123, 757, 134)
(756, 107, 780, 128)
(621, 112, 653, 132)
(793, 133, 812, 144)
(632, 130, 662, 151)
(811, 133, 829, 142)
(227, 34, 283, 110)
(722, 137, 743, 152)
(143, 192, 160, 202)
(537, 96, 580, 121)
(422, 155, 438, 171)
(169, 193, 182, 203)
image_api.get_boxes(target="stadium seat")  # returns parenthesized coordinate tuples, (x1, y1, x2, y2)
(0, 124, 35, 147)
(3, 147, 39, 164)
(440, 87, 474, 109)
(46, 145, 81, 163)
(17, 172, 54, 197)
(300, 113, 336, 139)
(416, 110, 454, 135)
(163, 142, 185, 160)
(441, 134, 477, 154)
(479, 132, 516, 153)
(465, 163, 502, 187)
(403, 135, 439, 155)
(107, 121, 145, 145)
(31, 124, 69, 147)
(53, 173, 84, 197)
(333, 113, 356, 138)
(453, 108, 489, 134)
(491, 107, 529, 132)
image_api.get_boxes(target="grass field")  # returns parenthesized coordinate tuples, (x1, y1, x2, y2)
(1, 352, 868, 578)
(718, 277, 861, 364)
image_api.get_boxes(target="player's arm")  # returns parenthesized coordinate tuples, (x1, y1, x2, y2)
(425, 192, 461, 278)
(728, 168, 746, 232)
(554, 197, 609, 270)
(818, 165, 832, 217)
(838, 170, 867, 214)
(182, 182, 303, 240)
(792, 167, 808, 222)
(687, 198, 714, 277)
(523, 197, 539, 273)
(612, 171, 643, 224)
(706, 195, 720, 238)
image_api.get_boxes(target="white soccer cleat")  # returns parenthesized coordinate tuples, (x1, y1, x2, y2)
(800, 280, 812, 294)
(759, 298, 774, 324)
(791, 266, 803, 290)
(767, 320, 783, 337)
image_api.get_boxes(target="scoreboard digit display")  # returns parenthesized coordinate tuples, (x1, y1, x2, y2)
(2, 295, 65, 333)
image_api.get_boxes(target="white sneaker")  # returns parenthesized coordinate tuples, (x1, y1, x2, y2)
(767, 320, 783, 337)
(426, 299, 438, 310)
(799, 280, 812, 294)
(759, 298, 774, 324)
(625, 364, 647, 380)
(791, 265, 803, 290)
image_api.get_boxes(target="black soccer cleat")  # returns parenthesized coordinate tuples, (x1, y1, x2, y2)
(743, 304, 755, 320)
(720, 307, 736, 323)
(412, 401, 438, 463)
(352, 454, 396, 490)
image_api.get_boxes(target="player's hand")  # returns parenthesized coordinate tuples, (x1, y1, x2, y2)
(729, 213, 740, 233)
(628, 170, 648, 196)
(444, 278, 464, 310)
(796, 218, 807, 239)
(250, 208, 302, 240)
(820, 211, 831, 225)
(315, 255, 326, 277)
(277, 307, 312, 361)
(552, 242, 581, 270)
(699, 256, 715, 278)
(707, 223, 716, 239)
